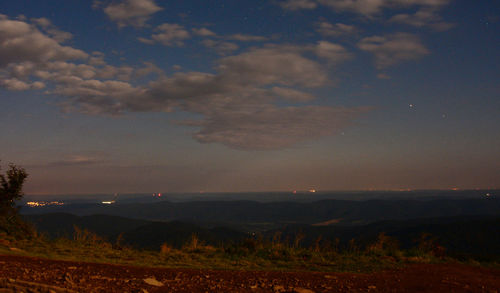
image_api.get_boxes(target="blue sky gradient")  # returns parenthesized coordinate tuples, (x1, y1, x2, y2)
(0, 0, 498, 194)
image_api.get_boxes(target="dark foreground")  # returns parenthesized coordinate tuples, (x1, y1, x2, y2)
(0, 255, 499, 293)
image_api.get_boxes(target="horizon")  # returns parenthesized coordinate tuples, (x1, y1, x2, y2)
(1, 0, 499, 194)
(22, 188, 498, 202)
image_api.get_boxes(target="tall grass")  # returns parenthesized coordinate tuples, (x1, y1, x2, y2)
(0, 227, 489, 272)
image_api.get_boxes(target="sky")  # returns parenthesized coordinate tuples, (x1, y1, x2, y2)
(0, 0, 499, 195)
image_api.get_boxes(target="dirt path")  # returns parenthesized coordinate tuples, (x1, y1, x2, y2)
(1, 254, 499, 292)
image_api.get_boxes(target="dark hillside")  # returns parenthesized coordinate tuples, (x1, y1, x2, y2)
(25, 213, 149, 240)
(22, 198, 500, 228)
(271, 216, 500, 261)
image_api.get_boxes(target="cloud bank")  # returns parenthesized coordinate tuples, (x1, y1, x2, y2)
(0, 16, 369, 150)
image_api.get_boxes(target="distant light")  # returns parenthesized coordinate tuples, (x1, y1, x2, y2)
(309, 189, 316, 193)
(26, 201, 64, 207)
(158, 193, 162, 197)
(292, 190, 297, 194)
(101, 201, 115, 204)
(486, 193, 491, 197)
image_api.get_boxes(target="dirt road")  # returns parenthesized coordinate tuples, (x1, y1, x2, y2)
(1, 254, 499, 292)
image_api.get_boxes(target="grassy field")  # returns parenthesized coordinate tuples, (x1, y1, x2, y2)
(0, 227, 475, 273)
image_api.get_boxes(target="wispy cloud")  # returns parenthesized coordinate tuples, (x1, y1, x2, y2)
(138, 23, 191, 46)
(201, 40, 239, 55)
(186, 105, 370, 150)
(358, 33, 429, 69)
(316, 21, 358, 37)
(31, 17, 73, 42)
(389, 7, 455, 31)
(280, 0, 453, 16)
(225, 34, 268, 42)
(192, 27, 217, 37)
(280, 0, 318, 10)
(45, 156, 103, 167)
(314, 41, 352, 65)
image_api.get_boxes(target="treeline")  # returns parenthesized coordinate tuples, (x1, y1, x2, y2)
(25, 213, 500, 262)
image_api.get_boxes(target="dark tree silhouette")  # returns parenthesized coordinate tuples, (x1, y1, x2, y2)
(0, 163, 28, 208)
(0, 162, 30, 236)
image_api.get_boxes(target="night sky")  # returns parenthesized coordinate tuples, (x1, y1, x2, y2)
(0, 0, 498, 194)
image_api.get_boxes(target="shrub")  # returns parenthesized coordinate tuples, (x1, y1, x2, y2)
(160, 242, 173, 254)
(367, 233, 400, 256)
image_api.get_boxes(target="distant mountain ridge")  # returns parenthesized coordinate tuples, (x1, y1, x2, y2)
(22, 198, 500, 228)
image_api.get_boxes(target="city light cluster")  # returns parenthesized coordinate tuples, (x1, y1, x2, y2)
(26, 201, 64, 207)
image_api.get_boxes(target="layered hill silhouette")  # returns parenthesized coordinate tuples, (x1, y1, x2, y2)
(23, 197, 500, 227)
(25, 212, 500, 261)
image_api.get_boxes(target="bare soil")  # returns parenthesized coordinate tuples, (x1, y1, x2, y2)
(1, 254, 499, 292)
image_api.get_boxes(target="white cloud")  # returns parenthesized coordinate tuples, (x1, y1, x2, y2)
(316, 21, 358, 37)
(189, 105, 370, 150)
(0, 16, 369, 151)
(145, 71, 223, 106)
(280, 0, 318, 10)
(135, 61, 164, 78)
(202, 40, 239, 55)
(99, 0, 162, 28)
(43, 61, 97, 79)
(389, 7, 455, 31)
(271, 87, 315, 102)
(140, 23, 190, 46)
(128, 45, 365, 149)
(5, 61, 36, 79)
(31, 17, 73, 42)
(218, 45, 329, 87)
(0, 19, 87, 68)
(280, 0, 452, 15)
(192, 27, 217, 37)
(0, 16, 143, 115)
(52, 44, 343, 119)
(314, 41, 352, 64)
(55, 78, 142, 115)
(89, 52, 107, 66)
(358, 33, 429, 69)
(317, 0, 387, 15)
(393, 0, 450, 6)
(226, 34, 268, 42)
(0, 78, 44, 91)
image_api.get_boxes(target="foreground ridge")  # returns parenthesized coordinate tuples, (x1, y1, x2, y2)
(1, 254, 500, 293)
